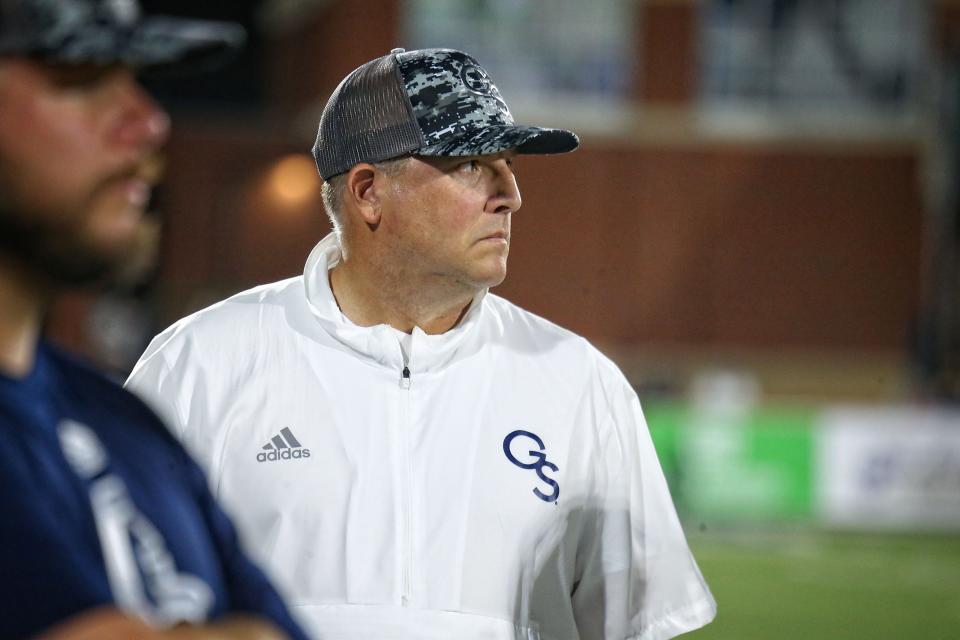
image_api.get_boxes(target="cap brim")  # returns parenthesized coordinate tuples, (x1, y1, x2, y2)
(125, 17, 246, 75)
(31, 16, 245, 75)
(418, 124, 579, 157)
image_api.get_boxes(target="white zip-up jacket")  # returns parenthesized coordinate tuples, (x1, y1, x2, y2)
(127, 234, 716, 640)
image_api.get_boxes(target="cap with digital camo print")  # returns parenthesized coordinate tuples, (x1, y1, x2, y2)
(0, 0, 245, 73)
(312, 47, 580, 180)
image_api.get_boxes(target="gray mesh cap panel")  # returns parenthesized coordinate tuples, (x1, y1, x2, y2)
(311, 47, 579, 180)
(312, 53, 424, 180)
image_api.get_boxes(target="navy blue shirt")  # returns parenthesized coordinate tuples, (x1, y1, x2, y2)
(0, 341, 308, 639)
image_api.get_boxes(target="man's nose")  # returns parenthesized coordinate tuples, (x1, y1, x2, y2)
(107, 71, 170, 152)
(489, 158, 522, 214)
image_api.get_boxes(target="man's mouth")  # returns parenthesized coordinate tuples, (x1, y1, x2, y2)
(118, 177, 150, 207)
(103, 155, 164, 208)
(481, 230, 509, 242)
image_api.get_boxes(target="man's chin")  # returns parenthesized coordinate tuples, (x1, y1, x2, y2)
(77, 217, 160, 289)
(29, 245, 126, 289)
(469, 265, 508, 290)
(9, 216, 160, 290)
(101, 216, 160, 287)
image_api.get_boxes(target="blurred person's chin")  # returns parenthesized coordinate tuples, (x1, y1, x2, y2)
(0, 199, 159, 290)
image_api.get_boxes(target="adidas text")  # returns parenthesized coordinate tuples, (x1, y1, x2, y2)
(257, 448, 311, 462)
(258, 427, 310, 462)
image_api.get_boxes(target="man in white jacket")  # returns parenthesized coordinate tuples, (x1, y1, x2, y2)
(127, 48, 716, 640)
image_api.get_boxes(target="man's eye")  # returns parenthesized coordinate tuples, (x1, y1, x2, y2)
(457, 160, 480, 173)
(48, 64, 117, 90)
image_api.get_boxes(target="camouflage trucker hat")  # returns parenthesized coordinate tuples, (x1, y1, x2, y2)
(0, 0, 245, 73)
(312, 47, 580, 180)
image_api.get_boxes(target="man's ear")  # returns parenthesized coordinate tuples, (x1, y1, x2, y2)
(346, 164, 380, 226)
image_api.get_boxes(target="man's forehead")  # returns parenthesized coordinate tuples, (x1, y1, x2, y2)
(0, 57, 123, 86)
(0, 57, 49, 89)
(414, 150, 518, 165)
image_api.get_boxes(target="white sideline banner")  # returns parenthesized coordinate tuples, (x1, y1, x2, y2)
(818, 407, 960, 530)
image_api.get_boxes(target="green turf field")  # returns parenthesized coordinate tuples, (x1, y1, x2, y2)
(681, 528, 960, 639)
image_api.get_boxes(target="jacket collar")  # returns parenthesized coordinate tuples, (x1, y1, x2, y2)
(302, 233, 488, 373)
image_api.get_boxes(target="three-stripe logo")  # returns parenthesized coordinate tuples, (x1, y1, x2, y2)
(256, 427, 311, 462)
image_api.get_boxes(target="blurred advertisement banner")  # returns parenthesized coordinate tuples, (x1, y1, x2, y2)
(648, 401, 960, 531)
(648, 401, 817, 522)
(818, 408, 960, 531)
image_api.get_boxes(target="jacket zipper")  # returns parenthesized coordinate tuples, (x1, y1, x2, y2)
(399, 364, 412, 605)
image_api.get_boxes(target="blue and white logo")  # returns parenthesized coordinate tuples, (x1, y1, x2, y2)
(503, 430, 560, 503)
(57, 420, 213, 625)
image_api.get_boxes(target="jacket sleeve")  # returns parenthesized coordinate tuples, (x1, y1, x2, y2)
(570, 374, 716, 640)
(125, 331, 222, 474)
(125, 340, 187, 439)
(178, 446, 311, 640)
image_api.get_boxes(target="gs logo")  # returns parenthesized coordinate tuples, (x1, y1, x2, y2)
(503, 430, 560, 503)
(459, 63, 493, 96)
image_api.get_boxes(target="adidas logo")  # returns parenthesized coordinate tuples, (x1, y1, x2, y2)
(256, 427, 311, 462)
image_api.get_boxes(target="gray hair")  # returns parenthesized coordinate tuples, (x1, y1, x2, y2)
(321, 157, 410, 244)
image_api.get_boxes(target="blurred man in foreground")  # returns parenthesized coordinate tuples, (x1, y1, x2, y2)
(0, 1, 308, 638)
(129, 48, 716, 638)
